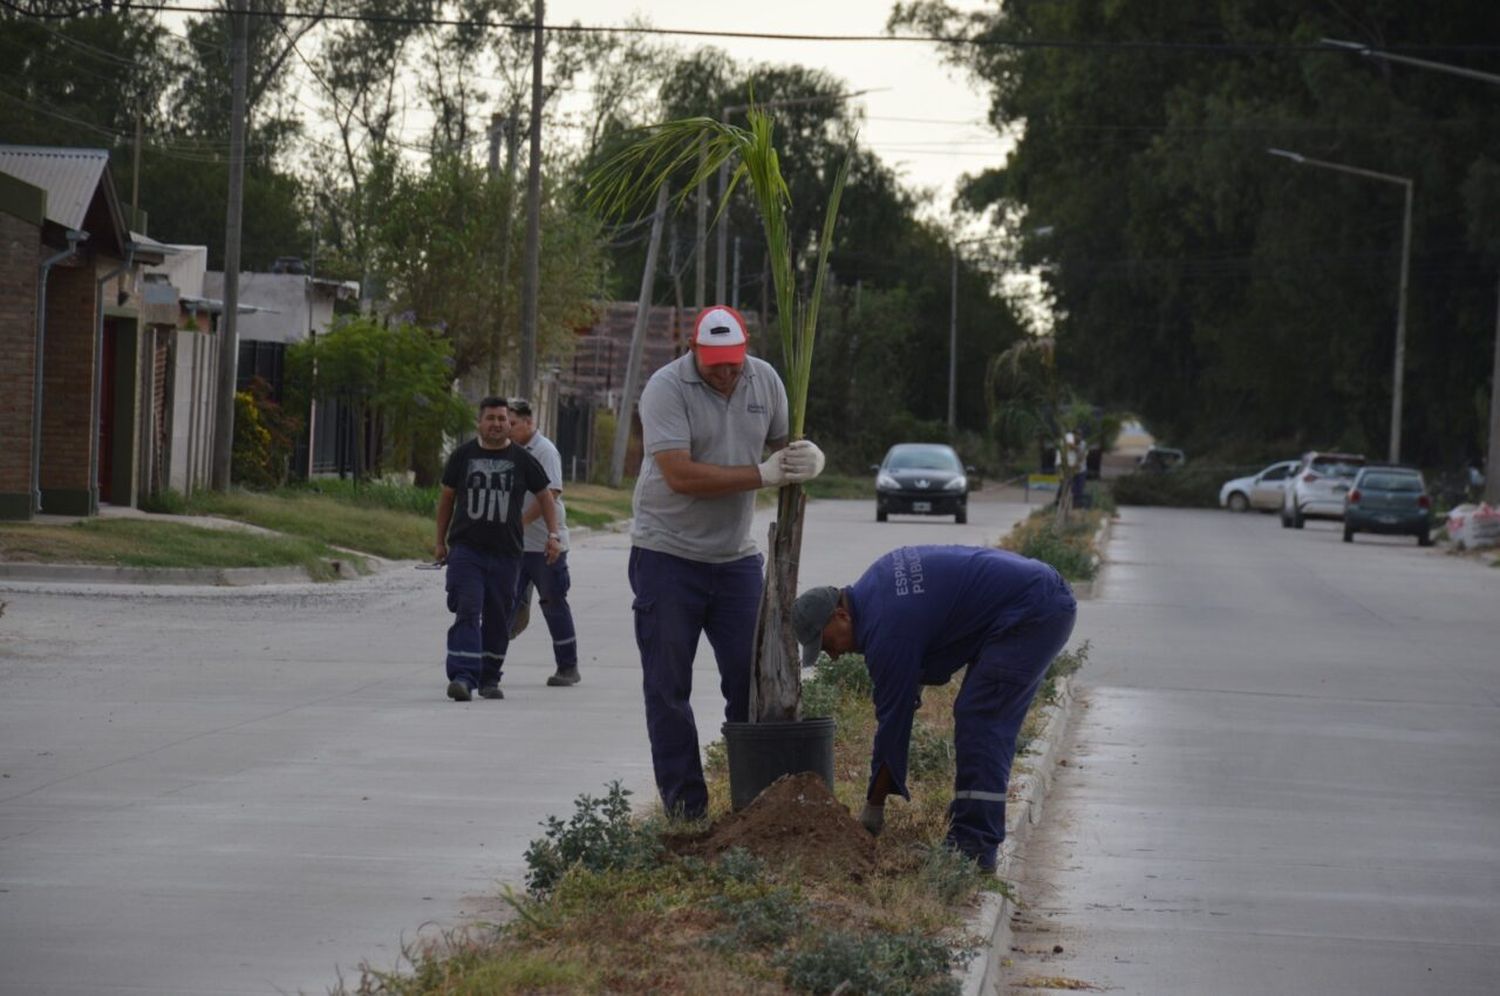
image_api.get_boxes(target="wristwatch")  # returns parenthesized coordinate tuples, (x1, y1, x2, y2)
(547, 532, 561, 541)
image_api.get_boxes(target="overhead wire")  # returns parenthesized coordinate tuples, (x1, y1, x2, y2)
(38, 3, 1500, 55)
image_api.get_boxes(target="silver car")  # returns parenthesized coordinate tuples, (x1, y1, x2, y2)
(1219, 460, 1298, 512)
(1280, 451, 1367, 528)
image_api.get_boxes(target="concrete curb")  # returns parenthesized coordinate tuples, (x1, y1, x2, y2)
(0, 522, 608, 590)
(0, 562, 317, 585)
(0, 555, 372, 586)
(1064, 511, 1113, 601)
(957, 510, 1107, 991)
(960, 674, 1077, 996)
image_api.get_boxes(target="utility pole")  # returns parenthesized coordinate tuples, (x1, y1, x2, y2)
(611, 184, 670, 487)
(519, 0, 544, 399)
(1391, 178, 1414, 464)
(732, 235, 741, 311)
(131, 85, 144, 226)
(715, 151, 730, 303)
(694, 145, 707, 309)
(212, 0, 248, 490)
(669, 213, 684, 317)
(948, 245, 959, 432)
(1490, 271, 1500, 504)
(488, 107, 521, 394)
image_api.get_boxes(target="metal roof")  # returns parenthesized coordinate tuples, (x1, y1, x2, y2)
(0, 146, 110, 230)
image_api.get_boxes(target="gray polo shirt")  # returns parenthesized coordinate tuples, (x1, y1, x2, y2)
(631, 352, 789, 563)
(519, 430, 569, 553)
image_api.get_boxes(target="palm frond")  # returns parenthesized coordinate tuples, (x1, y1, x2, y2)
(586, 104, 850, 440)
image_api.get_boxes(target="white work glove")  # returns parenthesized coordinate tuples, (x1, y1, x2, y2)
(757, 451, 789, 488)
(781, 439, 826, 484)
(859, 802, 885, 837)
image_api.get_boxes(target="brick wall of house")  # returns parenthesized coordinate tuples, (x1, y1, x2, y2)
(0, 212, 39, 503)
(39, 262, 97, 495)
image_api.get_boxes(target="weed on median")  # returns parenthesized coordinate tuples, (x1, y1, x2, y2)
(999, 507, 1106, 583)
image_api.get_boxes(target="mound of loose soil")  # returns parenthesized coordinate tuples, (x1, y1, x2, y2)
(676, 772, 876, 878)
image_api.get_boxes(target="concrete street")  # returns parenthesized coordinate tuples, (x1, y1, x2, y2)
(0, 489, 1034, 996)
(1002, 508, 1500, 994)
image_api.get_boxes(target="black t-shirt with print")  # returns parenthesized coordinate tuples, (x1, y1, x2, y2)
(441, 438, 551, 557)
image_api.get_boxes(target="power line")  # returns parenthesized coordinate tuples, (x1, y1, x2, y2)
(16, 3, 1500, 54)
(0, 85, 293, 161)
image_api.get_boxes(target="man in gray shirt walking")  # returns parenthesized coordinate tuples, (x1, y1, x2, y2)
(629, 305, 826, 820)
(506, 398, 580, 688)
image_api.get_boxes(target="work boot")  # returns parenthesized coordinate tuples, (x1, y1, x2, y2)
(446, 680, 472, 702)
(546, 666, 581, 687)
(478, 683, 504, 699)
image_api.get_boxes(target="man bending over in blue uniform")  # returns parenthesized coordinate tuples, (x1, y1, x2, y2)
(792, 545, 1077, 872)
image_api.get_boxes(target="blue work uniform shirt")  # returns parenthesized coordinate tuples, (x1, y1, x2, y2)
(847, 545, 1075, 801)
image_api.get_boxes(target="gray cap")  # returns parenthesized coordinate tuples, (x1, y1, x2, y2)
(792, 585, 841, 669)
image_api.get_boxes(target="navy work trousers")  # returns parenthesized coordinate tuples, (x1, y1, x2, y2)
(444, 543, 520, 690)
(947, 603, 1077, 869)
(629, 546, 763, 819)
(514, 551, 578, 668)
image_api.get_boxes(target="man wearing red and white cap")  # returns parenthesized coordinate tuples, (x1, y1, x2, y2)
(629, 305, 826, 820)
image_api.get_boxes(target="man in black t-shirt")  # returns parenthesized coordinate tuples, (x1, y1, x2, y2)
(436, 397, 561, 702)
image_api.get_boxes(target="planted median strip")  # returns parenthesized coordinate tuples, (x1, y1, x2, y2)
(331, 502, 1106, 993)
(339, 640, 1092, 995)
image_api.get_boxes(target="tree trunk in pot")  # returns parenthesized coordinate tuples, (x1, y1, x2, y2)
(749, 483, 806, 722)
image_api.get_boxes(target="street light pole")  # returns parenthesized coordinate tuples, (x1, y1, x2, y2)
(948, 231, 1041, 434)
(1323, 37, 1500, 500)
(948, 245, 958, 431)
(1268, 148, 1413, 463)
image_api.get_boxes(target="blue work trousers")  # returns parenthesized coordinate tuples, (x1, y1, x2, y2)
(444, 544, 521, 690)
(629, 546, 763, 819)
(515, 551, 578, 668)
(947, 604, 1077, 869)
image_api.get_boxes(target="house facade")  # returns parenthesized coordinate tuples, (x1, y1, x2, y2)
(202, 268, 359, 476)
(0, 145, 175, 520)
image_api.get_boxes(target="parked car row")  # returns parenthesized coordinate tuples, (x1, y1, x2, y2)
(1220, 451, 1434, 546)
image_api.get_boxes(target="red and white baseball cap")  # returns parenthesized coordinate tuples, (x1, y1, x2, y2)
(692, 305, 749, 365)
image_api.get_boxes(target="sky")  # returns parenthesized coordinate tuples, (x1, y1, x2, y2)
(548, 1, 1007, 227)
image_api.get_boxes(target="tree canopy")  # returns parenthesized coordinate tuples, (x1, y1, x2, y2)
(2, 4, 1034, 471)
(894, 0, 1500, 467)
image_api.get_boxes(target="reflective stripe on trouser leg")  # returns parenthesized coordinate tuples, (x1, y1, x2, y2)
(445, 546, 486, 688)
(480, 553, 519, 686)
(629, 547, 720, 818)
(523, 551, 578, 668)
(446, 545, 519, 689)
(947, 607, 1077, 865)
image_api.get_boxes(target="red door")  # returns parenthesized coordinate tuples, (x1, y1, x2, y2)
(97, 319, 115, 503)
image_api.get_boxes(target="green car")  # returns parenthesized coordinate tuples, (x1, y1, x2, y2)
(1343, 466, 1433, 546)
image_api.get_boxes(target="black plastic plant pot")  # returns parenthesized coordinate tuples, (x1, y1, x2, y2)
(721, 717, 837, 811)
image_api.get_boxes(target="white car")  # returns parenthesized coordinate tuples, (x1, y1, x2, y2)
(1280, 451, 1367, 528)
(1219, 460, 1298, 512)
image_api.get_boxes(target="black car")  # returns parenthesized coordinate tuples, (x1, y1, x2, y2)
(873, 443, 973, 523)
